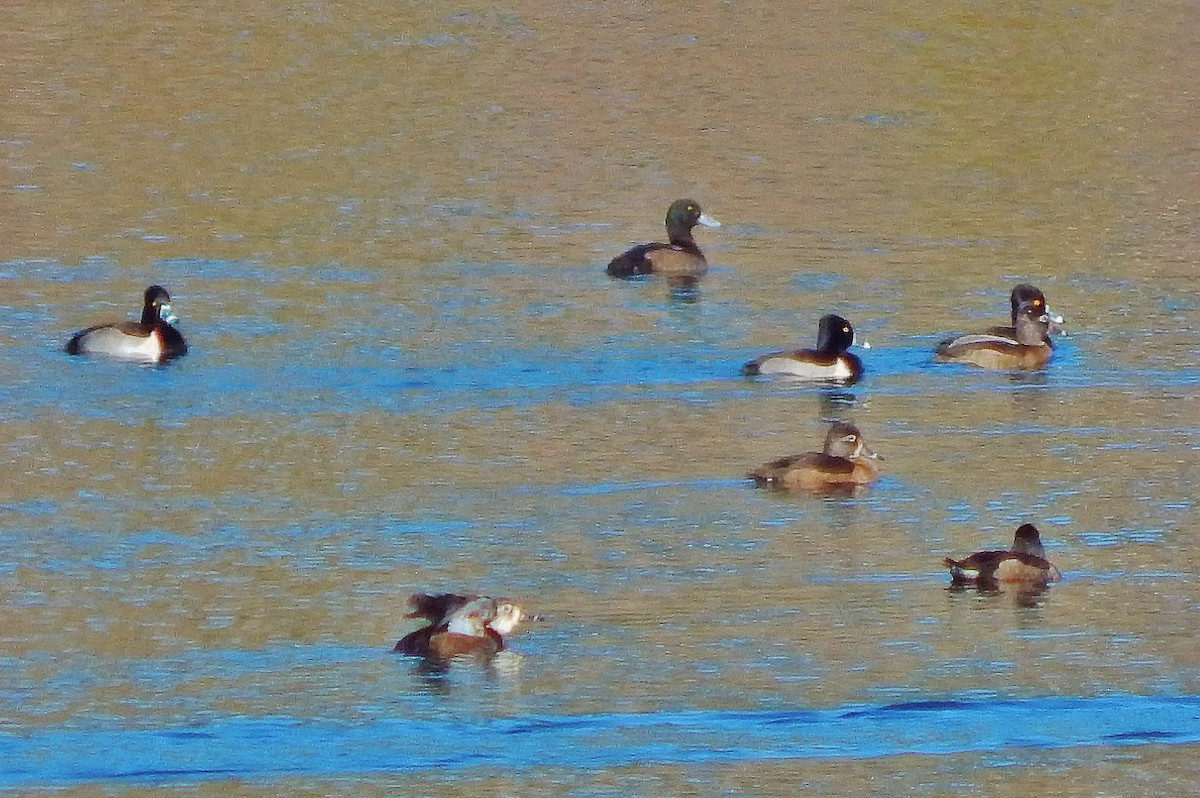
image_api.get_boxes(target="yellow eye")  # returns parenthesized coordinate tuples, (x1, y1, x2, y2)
(843, 326, 850, 334)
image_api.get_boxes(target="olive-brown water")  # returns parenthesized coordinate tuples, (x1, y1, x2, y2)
(3, 1, 1200, 795)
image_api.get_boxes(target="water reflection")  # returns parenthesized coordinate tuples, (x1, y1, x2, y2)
(945, 582, 1056, 610)
(1010, 370, 1050, 415)
(401, 649, 525, 692)
(669, 283, 703, 304)
(817, 389, 859, 421)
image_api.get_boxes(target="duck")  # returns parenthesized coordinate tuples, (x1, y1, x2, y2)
(933, 296, 1052, 370)
(606, 199, 721, 288)
(984, 284, 1064, 345)
(742, 314, 867, 383)
(748, 421, 881, 492)
(65, 285, 188, 363)
(393, 593, 527, 662)
(944, 523, 1062, 588)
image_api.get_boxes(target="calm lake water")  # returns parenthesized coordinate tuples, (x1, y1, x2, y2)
(3, 1, 1200, 795)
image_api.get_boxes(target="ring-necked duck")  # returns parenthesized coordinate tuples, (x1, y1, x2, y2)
(985, 284, 1064, 344)
(742, 314, 867, 383)
(606, 199, 721, 289)
(65, 285, 188, 363)
(749, 421, 881, 492)
(934, 297, 1052, 370)
(944, 523, 1062, 587)
(393, 593, 527, 662)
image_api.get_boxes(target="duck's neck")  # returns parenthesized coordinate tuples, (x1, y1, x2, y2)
(666, 223, 698, 250)
(1014, 318, 1048, 346)
(141, 306, 159, 326)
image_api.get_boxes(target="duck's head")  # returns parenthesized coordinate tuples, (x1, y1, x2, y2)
(823, 422, 880, 461)
(1011, 523, 1047, 558)
(488, 600, 526, 635)
(666, 199, 720, 232)
(816, 314, 869, 352)
(142, 285, 178, 326)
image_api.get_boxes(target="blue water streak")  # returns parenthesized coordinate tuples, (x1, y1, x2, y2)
(3, 694, 1198, 786)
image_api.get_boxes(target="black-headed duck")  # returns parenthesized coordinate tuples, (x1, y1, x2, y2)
(934, 296, 1053, 370)
(742, 314, 867, 384)
(393, 593, 527, 662)
(749, 421, 881, 492)
(606, 199, 721, 289)
(65, 285, 188, 363)
(944, 523, 1062, 588)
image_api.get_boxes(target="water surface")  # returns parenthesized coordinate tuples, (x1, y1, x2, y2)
(2, 1, 1200, 794)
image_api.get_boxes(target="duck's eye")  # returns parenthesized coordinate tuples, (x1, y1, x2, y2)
(843, 326, 850, 334)
(1033, 298, 1043, 307)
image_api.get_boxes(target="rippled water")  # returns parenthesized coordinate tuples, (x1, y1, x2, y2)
(3, 0, 1200, 795)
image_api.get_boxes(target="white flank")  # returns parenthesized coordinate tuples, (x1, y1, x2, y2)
(760, 357, 853, 381)
(78, 328, 163, 362)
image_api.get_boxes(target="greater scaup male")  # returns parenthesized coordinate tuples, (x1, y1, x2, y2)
(749, 421, 881, 492)
(606, 199, 721, 289)
(742, 314, 867, 383)
(934, 296, 1052, 370)
(65, 285, 188, 363)
(393, 593, 527, 662)
(944, 523, 1062, 587)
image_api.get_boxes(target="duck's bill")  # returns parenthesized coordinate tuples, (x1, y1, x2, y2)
(697, 212, 721, 228)
(159, 303, 179, 325)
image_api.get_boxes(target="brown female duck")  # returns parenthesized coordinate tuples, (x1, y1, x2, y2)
(749, 421, 881, 493)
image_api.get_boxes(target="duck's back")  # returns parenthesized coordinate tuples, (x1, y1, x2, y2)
(750, 452, 864, 490)
(934, 334, 1050, 370)
(607, 243, 669, 278)
(944, 550, 1060, 585)
(393, 625, 503, 660)
(607, 242, 706, 282)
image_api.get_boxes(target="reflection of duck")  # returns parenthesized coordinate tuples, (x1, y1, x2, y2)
(742, 314, 867, 384)
(65, 285, 188, 363)
(944, 523, 1062, 588)
(393, 593, 527, 662)
(606, 199, 721, 289)
(934, 296, 1053, 370)
(749, 422, 881, 492)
